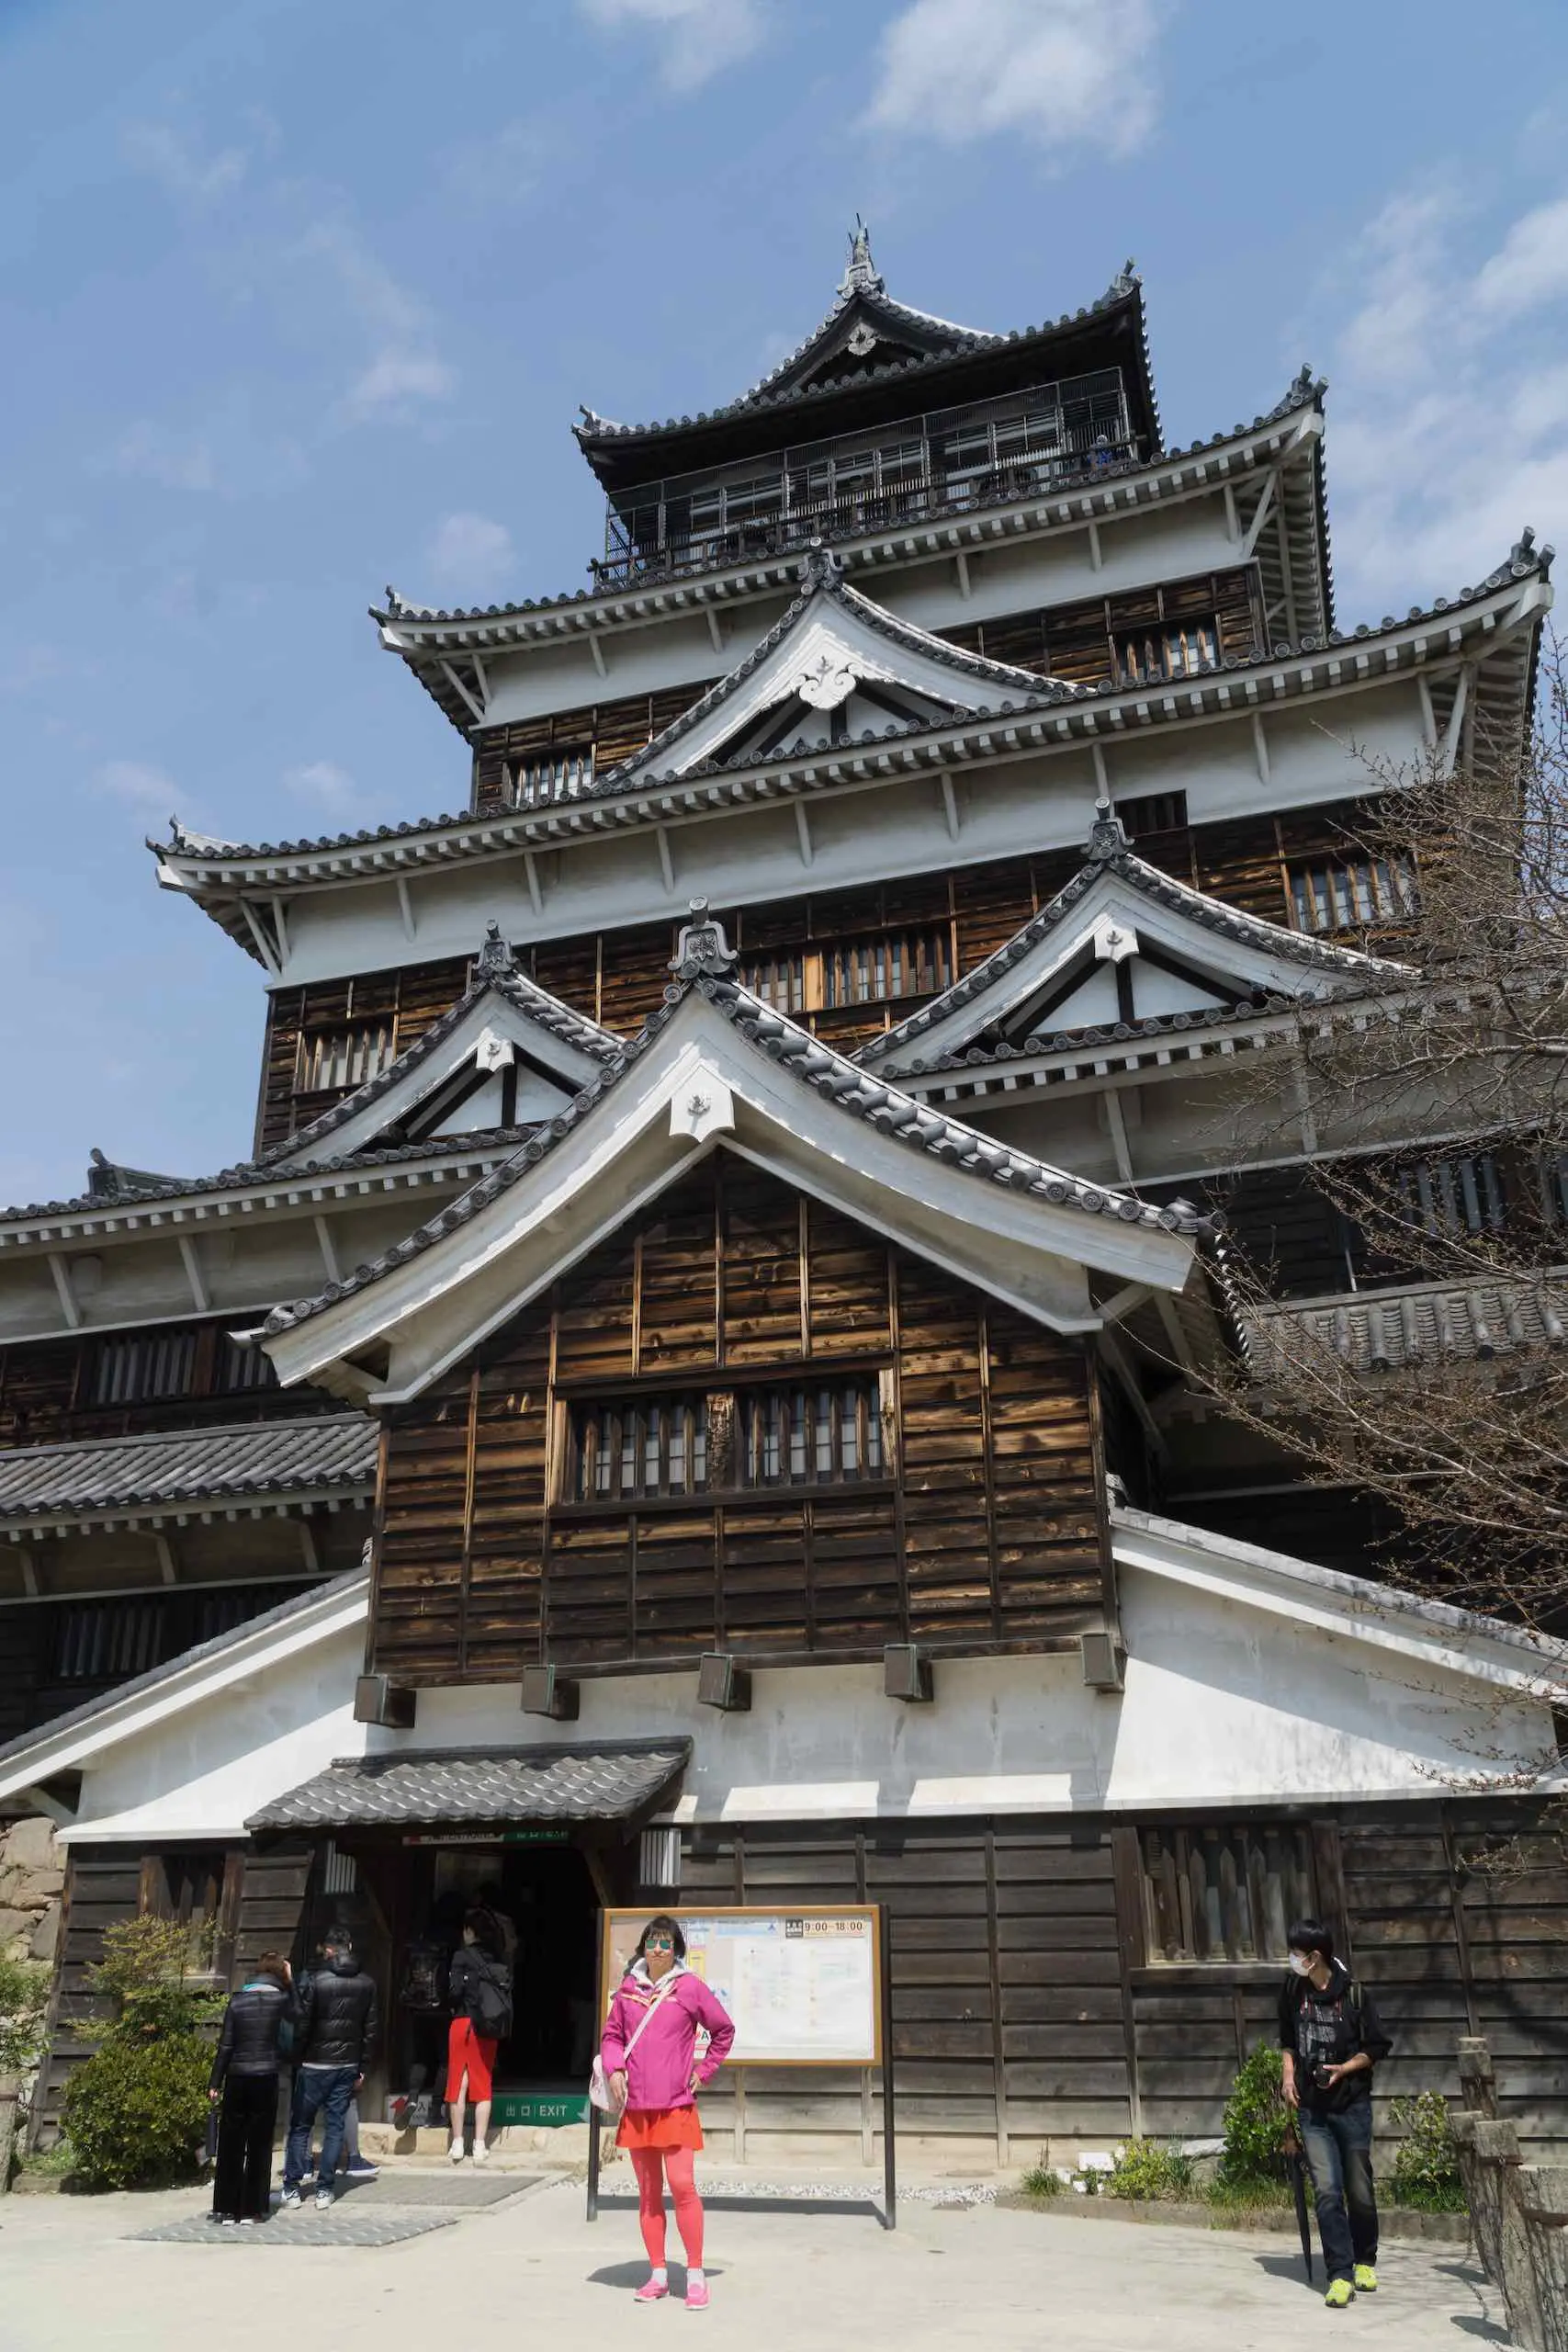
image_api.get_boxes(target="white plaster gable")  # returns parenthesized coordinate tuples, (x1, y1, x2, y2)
(866, 845, 1404, 1079)
(266, 968, 611, 1172)
(610, 555, 1067, 786)
(260, 982, 1201, 1404)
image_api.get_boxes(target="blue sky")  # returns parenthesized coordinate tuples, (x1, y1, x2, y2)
(4, 0, 1568, 1208)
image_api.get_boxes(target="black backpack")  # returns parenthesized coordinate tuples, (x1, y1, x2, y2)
(470, 1951, 513, 2041)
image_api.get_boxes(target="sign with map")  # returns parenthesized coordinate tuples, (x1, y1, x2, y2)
(599, 1906, 882, 2067)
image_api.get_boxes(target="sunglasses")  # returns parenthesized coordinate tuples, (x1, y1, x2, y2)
(645, 1934, 675, 1951)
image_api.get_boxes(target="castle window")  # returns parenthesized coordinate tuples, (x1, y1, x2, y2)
(570, 1396, 709, 1503)
(511, 744, 593, 808)
(739, 952, 807, 1014)
(54, 1597, 165, 1683)
(823, 927, 951, 1008)
(1140, 1823, 1318, 1965)
(561, 1374, 888, 1504)
(1396, 1153, 1506, 1238)
(296, 1022, 395, 1095)
(1114, 789, 1188, 838)
(739, 1378, 886, 1488)
(217, 1336, 276, 1393)
(1118, 617, 1217, 684)
(91, 1329, 198, 1407)
(1289, 854, 1416, 933)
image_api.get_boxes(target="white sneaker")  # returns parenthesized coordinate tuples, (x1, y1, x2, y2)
(314, 2188, 334, 2211)
(473, 2141, 490, 2165)
(448, 2139, 465, 2164)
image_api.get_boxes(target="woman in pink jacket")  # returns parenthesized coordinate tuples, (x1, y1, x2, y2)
(600, 1914, 735, 2308)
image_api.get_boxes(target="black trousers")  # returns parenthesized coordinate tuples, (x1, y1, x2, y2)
(213, 2072, 279, 2220)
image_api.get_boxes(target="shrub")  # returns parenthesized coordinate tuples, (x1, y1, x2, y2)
(1388, 2091, 1467, 2212)
(0, 1953, 51, 2077)
(1104, 2139, 1193, 2201)
(1215, 2042, 1290, 2199)
(1020, 2161, 1065, 2196)
(60, 1915, 222, 2190)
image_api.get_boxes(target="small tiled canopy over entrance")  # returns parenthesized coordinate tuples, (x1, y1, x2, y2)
(243, 1738, 692, 1832)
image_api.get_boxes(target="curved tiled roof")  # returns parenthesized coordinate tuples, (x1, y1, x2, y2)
(171, 528, 1551, 876)
(0, 1413, 378, 1527)
(246, 1738, 693, 1833)
(858, 806, 1407, 1071)
(261, 967, 1207, 1344)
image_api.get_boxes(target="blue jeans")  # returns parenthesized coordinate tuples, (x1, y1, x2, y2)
(284, 2065, 357, 2190)
(1299, 2097, 1378, 2283)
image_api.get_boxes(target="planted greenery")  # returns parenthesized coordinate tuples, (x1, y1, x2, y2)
(1213, 2042, 1291, 2203)
(1104, 2139, 1194, 2201)
(1388, 2091, 1467, 2211)
(0, 1952, 51, 2077)
(61, 1917, 221, 2191)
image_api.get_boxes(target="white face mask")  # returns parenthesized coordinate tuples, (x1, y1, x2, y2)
(1288, 1952, 1314, 1976)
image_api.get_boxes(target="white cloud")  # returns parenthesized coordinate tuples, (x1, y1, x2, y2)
(108, 421, 218, 492)
(1473, 196, 1568, 318)
(866, 0, 1161, 156)
(1320, 187, 1568, 614)
(578, 0, 764, 92)
(300, 220, 457, 423)
(445, 118, 557, 203)
(284, 761, 366, 820)
(94, 759, 180, 819)
(427, 511, 516, 593)
(122, 119, 249, 203)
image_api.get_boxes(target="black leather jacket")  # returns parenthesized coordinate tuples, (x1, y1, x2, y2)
(209, 1980, 298, 2086)
(295, 1957, 379, 2072)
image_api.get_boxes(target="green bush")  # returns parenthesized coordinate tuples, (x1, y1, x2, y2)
(1215, 2042, 1290, 2199)
(60, 1915, 222, 2190)
(0, 1953, 51, 2077)
(1388, 2091, 1467, 2212)
(1020, 2161, 1065, 2196)
(62, 2032, 212, 2189)
(1104, 2139, 1194, 2201)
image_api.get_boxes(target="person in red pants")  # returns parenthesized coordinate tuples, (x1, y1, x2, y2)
(600, 1915, 735, 2309)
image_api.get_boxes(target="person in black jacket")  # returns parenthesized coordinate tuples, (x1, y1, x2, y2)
(1279, 1917, 1393, 2308)
(209, 1951, 297, 2225)
(281, 1934, 380, 2210)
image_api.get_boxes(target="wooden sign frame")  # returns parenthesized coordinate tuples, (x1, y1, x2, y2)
(586, 1902, 897, 2231)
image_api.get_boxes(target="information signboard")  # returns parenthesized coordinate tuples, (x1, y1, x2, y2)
(597, 1906, 881, 2068)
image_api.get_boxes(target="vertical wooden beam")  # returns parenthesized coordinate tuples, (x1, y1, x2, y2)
(976, 1306, 1002, 1641)
(713, 1159, 726, 1369)
(457, 1364, 480, 1676)
(1109, 1826, 1146, 2139)
(985, 1830, 1010, 2168)
(1084, 1347, 1121, 1635)
(1311, 1818, 1352, 1965)
(215, 1849, 245, 1989)
(887, 1250, 909, 1644)
(631, 1233, 644, 1375)
(1441, 1807, 1482, 2036)
(797, 1195, 811, 1359)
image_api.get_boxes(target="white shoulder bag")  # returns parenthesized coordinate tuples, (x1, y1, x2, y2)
(589, 1975, 679, 2114)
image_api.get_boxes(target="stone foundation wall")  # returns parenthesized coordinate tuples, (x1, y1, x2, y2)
(0, 1815, 64, 1964)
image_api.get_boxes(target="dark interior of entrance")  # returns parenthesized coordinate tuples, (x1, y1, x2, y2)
(399, 1841, 601, 2101)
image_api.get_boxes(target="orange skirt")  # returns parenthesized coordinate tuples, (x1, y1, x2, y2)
(616, 2103, 705, 2153)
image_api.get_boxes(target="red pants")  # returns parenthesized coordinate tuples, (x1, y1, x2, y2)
(630, 2146, 703, 2270)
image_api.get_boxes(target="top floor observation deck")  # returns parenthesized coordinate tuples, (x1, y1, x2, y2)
(592, 366, 1139, 592)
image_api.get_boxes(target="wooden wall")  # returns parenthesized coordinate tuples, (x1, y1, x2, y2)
(940, 565, 1264, 685)
(0, 1319, 339, 1447)
(470, 682, 717, 818)
(254, 804, 1377, 1151)
(370, 1159, 1107, 1685)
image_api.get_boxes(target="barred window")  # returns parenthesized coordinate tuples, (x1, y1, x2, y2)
(54, 1598, 165, 1682)
(739, 1379, 886, 1487)
(739, 952, 806, 1014)
(511, 745, 593, 808)
(823, 927, 951, 1008)
(1290, 854, 1416, 933)
(1119, 618, 1217, 684)
(1397, 1154, 1506, 1237)
(91, 1329, 198, 1407)
(296, 1022, 395, 1094)
(1140, 1823, 1318, 1965)
(1114, 789, 1188, 838)
(217, 1336, 276, 1392)
(570, 1396, 709, 1503)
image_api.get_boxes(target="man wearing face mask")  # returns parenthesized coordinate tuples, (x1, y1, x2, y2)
(1279, 1917, 1393, 2309)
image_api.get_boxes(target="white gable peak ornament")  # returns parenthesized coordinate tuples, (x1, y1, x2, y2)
(472, 1025, 516, 1073)
(1091, 915, 1139, 965)
(795, 650, 860, 710)
(670, 1068, 736, 1143)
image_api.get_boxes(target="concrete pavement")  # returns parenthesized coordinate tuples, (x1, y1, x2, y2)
(0, 2174, 1505, 2351)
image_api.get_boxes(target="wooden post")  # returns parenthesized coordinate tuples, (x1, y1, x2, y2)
(1517, 2168, 1568, 2352)
(0, 2074, 19, 2193)
(879, 1903, 897, 2231)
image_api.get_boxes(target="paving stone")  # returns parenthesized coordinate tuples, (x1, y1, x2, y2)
(130, 2208, 458, 2248)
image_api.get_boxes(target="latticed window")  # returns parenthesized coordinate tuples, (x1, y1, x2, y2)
(217, 1336, 276, 1393)
(1397, 1154, 1506, 1237)
(1119, 617, 1217, 683)
(739, 952, 806, 1014)
(739, 1378, 886, 1487)
(511, 745, 593, 808)
(91, 1329, 198, 1406)
(1140, 1824, 1318, 1964)
(1114, 789, 1188, 837)
(296, 1022, 395, 1094)
(1290, 854, 1417, 933)
(570, 1396, 709, 1502)
(54, 1598, 165, 1682)
(823, 927, 951, 1007)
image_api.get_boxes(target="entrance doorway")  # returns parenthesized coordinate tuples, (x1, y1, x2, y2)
(390, 1837, 603, 2123)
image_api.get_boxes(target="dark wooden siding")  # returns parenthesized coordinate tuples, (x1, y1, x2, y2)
(0, 1321, 341, 1447)
(370, 1160, 1106, 1685)
(469, 681, 718, 818)
(940, 564, 1265, 686)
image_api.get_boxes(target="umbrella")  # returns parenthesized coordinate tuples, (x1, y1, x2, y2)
(1281, 2124, 1313, 2284)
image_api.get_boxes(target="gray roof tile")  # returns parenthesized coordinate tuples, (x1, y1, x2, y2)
(245, 1738, 693, 1831)
(0, 1413, 378, 1527)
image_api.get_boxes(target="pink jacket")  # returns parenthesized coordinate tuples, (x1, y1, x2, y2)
(599, 1962, 735, 2112)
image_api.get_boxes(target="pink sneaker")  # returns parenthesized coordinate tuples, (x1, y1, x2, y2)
(685, 2280, 710, 2310)
(633, 2280, 669, 2304)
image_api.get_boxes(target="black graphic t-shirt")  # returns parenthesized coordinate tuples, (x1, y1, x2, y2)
(1278, 1962, 1391, 2114)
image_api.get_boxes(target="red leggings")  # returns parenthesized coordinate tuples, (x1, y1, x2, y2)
(630, 2146, 703, 2269)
